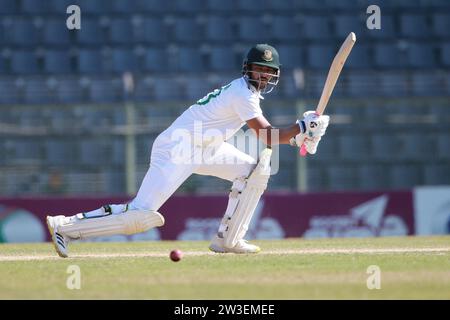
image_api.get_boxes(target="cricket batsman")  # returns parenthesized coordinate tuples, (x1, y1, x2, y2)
(46, 44, 330, 258)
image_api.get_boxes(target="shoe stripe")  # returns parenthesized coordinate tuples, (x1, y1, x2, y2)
(56, 239, 66, 249)
(56, 239, 65, 249)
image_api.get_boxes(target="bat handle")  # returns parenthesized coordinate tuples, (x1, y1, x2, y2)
(300, 144, 307, 157)
(300, 111, 321, 156)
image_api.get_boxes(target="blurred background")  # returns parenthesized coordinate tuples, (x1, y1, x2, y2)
(0, 0, 449, 198)
(0, 0, 450, 196)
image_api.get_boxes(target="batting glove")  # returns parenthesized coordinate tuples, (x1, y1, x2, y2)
(289, 111, 330, 154)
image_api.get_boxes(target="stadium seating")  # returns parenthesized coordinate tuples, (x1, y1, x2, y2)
(396, 133, 436, 160)
(373, 43, 405, 68)
(78, 49, 103, 74)
(45, 139, 78, 165)
(56, 78, 86, 104)
(142, 48, 169, 73)
(76, 19, 104, 45)
(327, 165, 358, 190)
(411, 71, 447, 96)
(10, 50, 39, 74)
(173, 18, 204, 43)
(133, 76, 154, 102)
(378, 72, 409, 96)
(185, 77, 214, 101)
(88, 78, 123, 103)
(0, 1, 449, 195)
(277, 45, 304, 70)
(389, 165, 422, 189)
(10, 139, 42, 162)
(134, 18, 169, 45)
(347, 72, 377, 97)
(337, 134, 370, 161)
(366, 15, 396, 40)
(431, 13, 450, 38)
(441, 43, 450, 67)
(205, 16, 234, 43)
(400, 14, 430, 38)
(44, 50, 72, 74)
(307, 44, 335, 69)
(48, 0, 74, 13)
(436, 134, 450, 159)
(302, 15, 331, 40)
(102, 170, 126, 195)
(112, 139, 126, 165)
(136, 0, 172, 13)
(405, 42, 437, 68)
(8, 18, 39, 47)
(371, 134, 401, 162)
(209, 46, 238, 72)
(174, 0, 203, 13)
(176, 47, 205, 73)
(111, 0, 138, 13)
(0, 0, 18, 14)
(77, 0, 110, 14)
(358, 164, 389, 190)
(207, 0, 235, 12)
(307, 166, 327, 191)
(47, 110, 72, 134)
(23, 78, 55, 105)
(0, 79, 22, 104)
(152, 77, 183, 101)
(22, 0, 52, 13)
(80, 139, 111, 166)
(270, 15, 301, 41)
(237, 17, 268, 42)
(424, 164, 450, 185)
(43, 19, 72, 46)
(345, 44, 372, 69)
(109, 48, 139, 73)
(109, 18, 134, 45)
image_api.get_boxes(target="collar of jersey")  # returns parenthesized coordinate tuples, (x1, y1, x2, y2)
(243, 76, 264, 100)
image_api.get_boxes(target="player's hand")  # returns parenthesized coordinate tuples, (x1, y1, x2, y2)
(290, 111, 330, 154)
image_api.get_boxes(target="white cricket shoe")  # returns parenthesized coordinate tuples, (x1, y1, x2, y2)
(209, 235, 261, 254)
(46, 215, 70, 258)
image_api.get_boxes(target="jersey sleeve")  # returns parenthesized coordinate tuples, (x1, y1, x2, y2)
(232, 91, 263, 122)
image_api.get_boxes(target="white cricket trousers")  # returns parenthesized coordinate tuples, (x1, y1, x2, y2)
(129, 133, 256, 211)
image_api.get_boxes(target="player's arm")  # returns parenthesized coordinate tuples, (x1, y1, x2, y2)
(246, 115, 300, 146)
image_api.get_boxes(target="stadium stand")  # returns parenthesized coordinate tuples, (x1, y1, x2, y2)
(0, 1, 449, 195)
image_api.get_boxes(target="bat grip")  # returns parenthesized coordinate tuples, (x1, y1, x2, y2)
(300, 144, 307, 156)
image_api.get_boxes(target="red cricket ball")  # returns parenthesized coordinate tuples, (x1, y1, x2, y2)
(170, 249, 183, 262)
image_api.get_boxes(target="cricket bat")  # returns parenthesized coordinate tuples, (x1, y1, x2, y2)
(300, 32, 356, 156)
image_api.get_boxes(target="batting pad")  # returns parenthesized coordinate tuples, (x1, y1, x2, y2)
(223, 148, 272, 248)
(58, 210, 165, 240)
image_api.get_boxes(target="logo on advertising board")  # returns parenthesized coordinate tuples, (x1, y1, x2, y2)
(177, 200, 285, 240)
(0, 205, 46, 243)
(414, 186, 450, 235)
(303, 195, 409, 238)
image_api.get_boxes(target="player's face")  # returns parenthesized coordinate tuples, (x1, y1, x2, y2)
(248, 65, 278, 89)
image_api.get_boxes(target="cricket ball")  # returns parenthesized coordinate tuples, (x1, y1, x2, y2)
(170, 249, 183, 262)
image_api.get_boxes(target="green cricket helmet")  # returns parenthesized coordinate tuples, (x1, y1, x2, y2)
(242, 44, 281, 94)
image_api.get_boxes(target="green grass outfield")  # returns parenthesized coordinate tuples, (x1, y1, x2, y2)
(0, 236, 449, 299)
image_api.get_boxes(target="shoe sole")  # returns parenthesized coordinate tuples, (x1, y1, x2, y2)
(209, 244, 227, 253)
(208, 244, 261, 254)
(46, 216, 68, 258)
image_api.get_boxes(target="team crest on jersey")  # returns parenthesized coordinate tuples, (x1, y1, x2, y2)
(262, 50, 273, 61)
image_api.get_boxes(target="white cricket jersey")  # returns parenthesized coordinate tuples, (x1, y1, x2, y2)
(160, 77, 263, 146)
